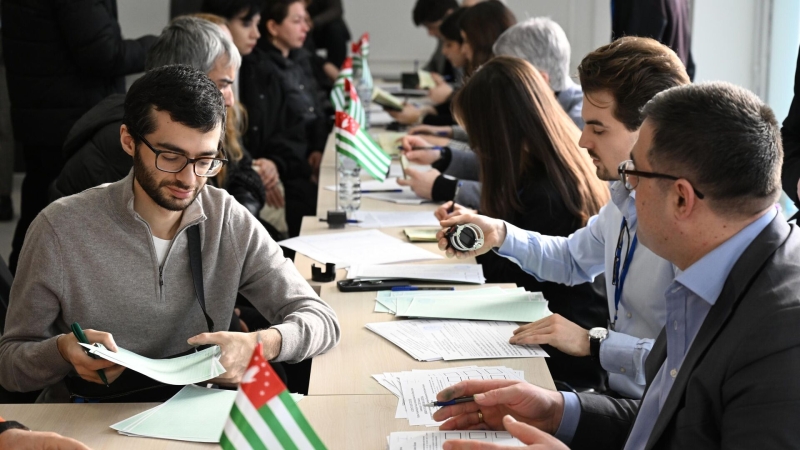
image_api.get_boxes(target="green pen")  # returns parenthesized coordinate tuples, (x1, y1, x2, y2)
(70, 322, 109, 387)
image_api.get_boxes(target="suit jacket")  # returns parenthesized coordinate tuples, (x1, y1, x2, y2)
(571, 215, 800, 449)
(782, 44, 800, 205)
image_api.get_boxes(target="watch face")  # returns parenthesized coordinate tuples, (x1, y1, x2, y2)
(589, 328, 608, 340)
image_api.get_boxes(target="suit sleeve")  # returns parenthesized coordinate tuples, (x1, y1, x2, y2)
(570, 393, 640, 450)
(56, 0, 155, 78)
(782, 45, 800, 205)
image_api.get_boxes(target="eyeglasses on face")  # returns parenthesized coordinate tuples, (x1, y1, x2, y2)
(137, 134, 227, 177)
(618, 160, 704, 199)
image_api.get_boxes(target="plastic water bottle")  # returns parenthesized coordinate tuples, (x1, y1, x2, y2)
(356, 76, 372, 129)
(337, 153, 361, 211)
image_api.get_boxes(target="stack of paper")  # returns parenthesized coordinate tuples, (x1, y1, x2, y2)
(324, 178, 428, 205)
(375, 287, 510, 313)
(389, 431, 524, 449)
(349, 264, 485, 285)
(365, 319, 549, 361)
(80, 344, 225, 385)
(277, 230, 443, 268)
(373, 287, 552, 323)
(351, 211, 439, 229)
(373, 366, 524, 427)
(111, 385, 304, 443)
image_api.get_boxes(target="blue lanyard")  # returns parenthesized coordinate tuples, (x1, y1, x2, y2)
(612, 218, 638, 328)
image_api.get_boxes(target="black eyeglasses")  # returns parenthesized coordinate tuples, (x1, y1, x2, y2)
(618, 160, 704, 199)
(137, 134, 227, 177)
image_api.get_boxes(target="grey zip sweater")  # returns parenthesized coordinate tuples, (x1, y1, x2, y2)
(0, 171, 340, 392)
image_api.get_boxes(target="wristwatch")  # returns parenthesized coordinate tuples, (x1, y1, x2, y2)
(0, 420, 28, 435)
(588, 327, 609, 358)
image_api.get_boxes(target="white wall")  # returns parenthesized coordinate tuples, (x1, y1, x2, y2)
(342, 0, 610, 79)
(768, 0, 800, 122)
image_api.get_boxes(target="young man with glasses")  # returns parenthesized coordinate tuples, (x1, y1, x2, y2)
(0, 65, 340, 400)
(437, 37, 689, 400)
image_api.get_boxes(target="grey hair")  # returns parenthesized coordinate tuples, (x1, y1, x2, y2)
(146, 16, 241, 74)
(493, 17, 571, 92)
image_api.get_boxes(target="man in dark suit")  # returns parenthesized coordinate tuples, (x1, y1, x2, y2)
(431, 82, 800, 450)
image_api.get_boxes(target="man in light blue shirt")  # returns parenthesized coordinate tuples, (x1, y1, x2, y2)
(438, 37, 689, 399)
(432, 82, 800, 450)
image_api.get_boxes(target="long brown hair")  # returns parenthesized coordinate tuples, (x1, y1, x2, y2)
(459, 0, 516, 75)
(453, 56, 609, 225)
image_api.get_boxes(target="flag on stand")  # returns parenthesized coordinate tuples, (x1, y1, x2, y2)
(335, 111, 390, 181)
(220, 342, 326, 450)
(330, 57, 353, 113)
(352, 33, 373, 91)
(344, 78, 366, 128)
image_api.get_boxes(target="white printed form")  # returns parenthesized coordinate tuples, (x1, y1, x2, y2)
(389, 431, 523, 449)
(427, 321, 549, 360)
(399, 367, 525, 426)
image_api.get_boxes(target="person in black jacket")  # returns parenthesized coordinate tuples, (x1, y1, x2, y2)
(781, 44, 800, 206)
(203, 0, 317, 238)
(305, 0, 350, 68)
(434, 56, 611, 392)
(54, 17, 270, 226)
(611, 0, 695, 80)
(2, 0, 156, 273)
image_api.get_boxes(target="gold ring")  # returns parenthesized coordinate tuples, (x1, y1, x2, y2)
(477, 410, 484, 423)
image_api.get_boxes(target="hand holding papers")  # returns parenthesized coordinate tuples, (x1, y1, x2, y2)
(373, 366, 524, 426)
(277, 230, 443, 268)
(80, 343, 225, 385)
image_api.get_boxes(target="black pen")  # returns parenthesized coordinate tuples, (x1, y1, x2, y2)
(319, 218, 361, 224)
(397, 146, 445, 151)
(448, 181, 463, 214)
(424, 396, 475, 407)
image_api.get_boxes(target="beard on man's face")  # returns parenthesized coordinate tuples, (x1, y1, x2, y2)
(133, 148, 203, 212)
(586, 149, 615, 182)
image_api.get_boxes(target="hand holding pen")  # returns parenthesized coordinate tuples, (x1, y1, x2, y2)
(399, 135, 444, 166)
(56, 324, 123, 386)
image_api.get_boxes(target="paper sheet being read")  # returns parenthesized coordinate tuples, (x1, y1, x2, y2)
(277, 230, 443, 268)
(80, 343, 225, 385)
(389, 431, 524, 449)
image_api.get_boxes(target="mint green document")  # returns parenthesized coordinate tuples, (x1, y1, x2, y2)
(395, 292, 552, 322)
(79, 343, 226, 385)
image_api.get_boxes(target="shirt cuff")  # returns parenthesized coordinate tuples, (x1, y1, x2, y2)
(554, 392, 581, 445)
(599, 330, 641, 376)
(431, 175, 458, 202)
(496, 222, 530, 259)
(431, 146, 452, 172)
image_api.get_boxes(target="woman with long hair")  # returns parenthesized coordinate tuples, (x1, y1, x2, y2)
(446, 56, 611, 391)
(458, 0, 516, 76)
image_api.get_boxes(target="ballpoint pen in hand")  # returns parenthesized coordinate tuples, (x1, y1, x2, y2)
(397, 145, 445, 151)
(424, 396, 475, 407)
(448, 182, 463, 214)
(70, 322, 110, 387)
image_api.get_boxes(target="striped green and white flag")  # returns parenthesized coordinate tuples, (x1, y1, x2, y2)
(335, 111, 390, 181)
(344, 78, 366, 128)
(351, 33, 373, 91)
(330, 57, 352, 113)
(220, 342, 326, 450)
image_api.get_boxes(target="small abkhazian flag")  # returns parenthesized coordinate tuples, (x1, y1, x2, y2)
(220, 342, 326, 450)
(330, 57, 353, 113)
(351, 33, 373, 91)
(344, 78, 366, 128)
(335, 111, 390, 181)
